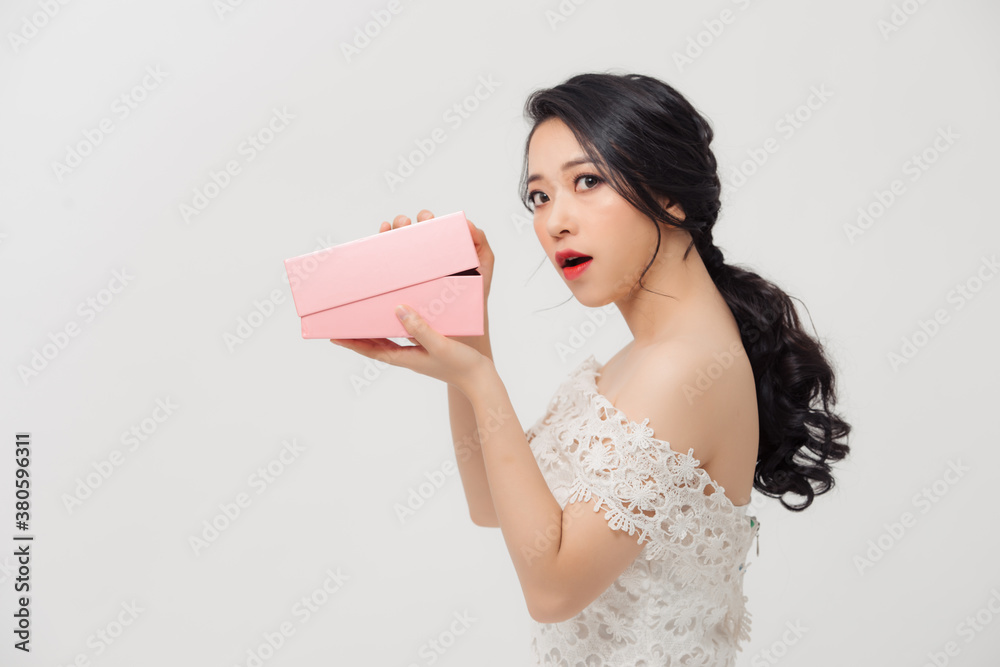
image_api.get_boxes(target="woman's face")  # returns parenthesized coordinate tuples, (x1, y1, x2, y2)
(527, 117, 672, 308)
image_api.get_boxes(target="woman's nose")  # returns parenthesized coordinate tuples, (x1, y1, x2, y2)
(545, 198, 578, 238)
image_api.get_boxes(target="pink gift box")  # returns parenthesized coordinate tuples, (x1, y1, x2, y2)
(283, 210, 483, 339)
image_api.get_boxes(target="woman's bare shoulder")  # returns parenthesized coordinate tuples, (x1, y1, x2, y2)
(627, 335, 757, 447)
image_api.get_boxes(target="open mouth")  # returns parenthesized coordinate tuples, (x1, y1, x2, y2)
(561, 256, 593, 279)
(561, 256, 592, 268)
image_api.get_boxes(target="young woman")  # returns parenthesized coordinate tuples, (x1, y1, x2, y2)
(331, 71, 851, 667)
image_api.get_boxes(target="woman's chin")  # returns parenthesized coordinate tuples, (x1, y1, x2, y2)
(571, 291, 612, 309)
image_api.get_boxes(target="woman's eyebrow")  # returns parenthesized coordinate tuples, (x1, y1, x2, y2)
(526, 157, 594, 185)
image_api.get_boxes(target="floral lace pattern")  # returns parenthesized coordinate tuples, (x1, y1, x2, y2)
(524, 354, 759, 667)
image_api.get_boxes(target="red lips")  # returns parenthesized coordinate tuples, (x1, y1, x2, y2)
(555, 249, 592, 267)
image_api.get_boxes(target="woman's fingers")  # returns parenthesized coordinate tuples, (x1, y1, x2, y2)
(467, 221, 491, 253)
(379, 212, 435, 236)
(381, 211, 435, 234)
(380, 215, 410, 233)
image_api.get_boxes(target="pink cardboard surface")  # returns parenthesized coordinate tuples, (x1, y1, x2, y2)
(284, 210, 484, 338)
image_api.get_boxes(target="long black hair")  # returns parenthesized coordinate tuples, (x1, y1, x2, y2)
(518, 71, 851, 512)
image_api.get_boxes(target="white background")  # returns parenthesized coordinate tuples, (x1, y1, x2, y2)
(2, 0, 999, 665)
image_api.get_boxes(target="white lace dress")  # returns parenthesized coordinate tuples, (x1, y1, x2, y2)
(524, 354, 760, 667)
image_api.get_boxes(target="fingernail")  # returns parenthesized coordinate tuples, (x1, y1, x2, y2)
(395, 305, 411, 321)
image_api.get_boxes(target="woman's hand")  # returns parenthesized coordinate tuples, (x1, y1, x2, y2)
(330, 210, 494, 396)
(380, 210, 494, 300)
(465, 214, 494, 302)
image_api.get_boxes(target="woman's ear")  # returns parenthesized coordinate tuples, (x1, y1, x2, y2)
(656, 195, 685, 222)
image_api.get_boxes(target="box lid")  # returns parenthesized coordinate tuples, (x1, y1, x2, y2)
(283, 210, 479, 317)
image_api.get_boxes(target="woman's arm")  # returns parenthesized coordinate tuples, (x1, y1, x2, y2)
(340, 289, 650, 623)
(448, 308, 500, 527)
(461, 350, 731, 624)
(461, 359, 630, 622)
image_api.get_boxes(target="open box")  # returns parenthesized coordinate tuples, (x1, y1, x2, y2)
(283, 210, 484, 339)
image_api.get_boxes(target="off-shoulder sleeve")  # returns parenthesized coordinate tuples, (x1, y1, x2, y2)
(561, 399, 746, 571)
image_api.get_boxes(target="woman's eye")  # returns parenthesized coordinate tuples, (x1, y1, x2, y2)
(528, 174, 600, 208)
